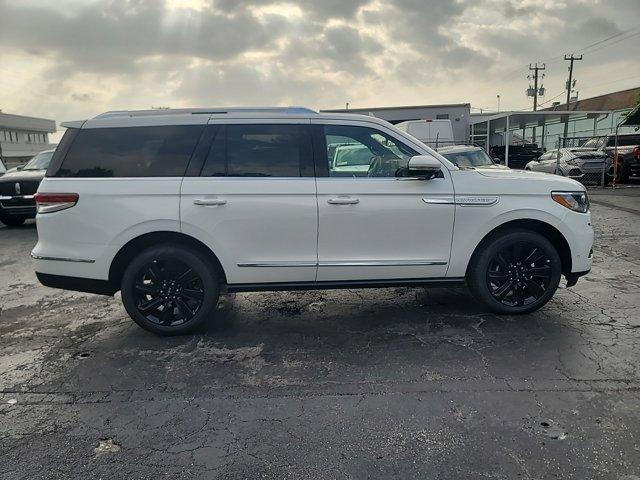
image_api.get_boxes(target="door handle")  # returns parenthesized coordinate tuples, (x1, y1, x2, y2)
(327, 197, 359, 205)
(193, 198, 227, 206)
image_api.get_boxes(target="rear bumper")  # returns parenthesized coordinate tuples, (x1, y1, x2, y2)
(35, 272, 116, 296)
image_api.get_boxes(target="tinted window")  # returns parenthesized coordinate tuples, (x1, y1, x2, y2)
(324, 125, 418, 177)
(200, 124, 310, 177)
(56, 125, 203, 177)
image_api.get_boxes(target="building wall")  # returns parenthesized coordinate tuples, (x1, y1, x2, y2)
(0, 112, 56, 167)
(322, 104, 471, 143)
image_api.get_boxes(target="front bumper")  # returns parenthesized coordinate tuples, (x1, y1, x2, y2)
(565, 268, 590, 287)
(0, 195, 37, 217)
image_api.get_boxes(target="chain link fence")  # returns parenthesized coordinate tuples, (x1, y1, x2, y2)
(546, 136, 612, 188)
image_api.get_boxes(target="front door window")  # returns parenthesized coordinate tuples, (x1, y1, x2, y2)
(325, 125, 418, 178)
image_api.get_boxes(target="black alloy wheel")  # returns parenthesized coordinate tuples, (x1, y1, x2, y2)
(486, 242, 553, 308)
(133, 257, 205, 327)
(0, 217, 26, 227)
(121, 245, 220, 335)
(467, 229, 562, 314)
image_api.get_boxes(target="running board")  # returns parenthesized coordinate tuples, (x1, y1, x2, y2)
(224, 278, 466, 293)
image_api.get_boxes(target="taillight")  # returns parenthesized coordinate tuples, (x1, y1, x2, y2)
(34, 193, 79, 213)
(633, 146, 640, 159)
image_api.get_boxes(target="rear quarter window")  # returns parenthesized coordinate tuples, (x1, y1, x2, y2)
(54, 125, 204, 177)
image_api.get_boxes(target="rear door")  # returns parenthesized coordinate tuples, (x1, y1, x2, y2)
(180, 119, 318, 285)
(313, 120, 455, 282)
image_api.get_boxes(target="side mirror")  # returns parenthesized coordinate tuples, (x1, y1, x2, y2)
(407, 155, 442, 179)
(16, 165, 24, 171)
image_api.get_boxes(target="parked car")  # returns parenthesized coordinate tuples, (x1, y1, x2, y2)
(32, 107, 593, 335)
(582, 132, 640, 183)
(525, 148, 611, 185)
(438, 145, 509, 170)
(395, 119, 455, 148)
(490, 144, 544, 170)
(0, 149, 55, 226)
(329, 144, 373, 175)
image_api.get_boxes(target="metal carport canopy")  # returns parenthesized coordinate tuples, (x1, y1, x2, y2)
(470, 110, 614, 167)
(470, 110, 613, 131)
(618, 103, 640, 127)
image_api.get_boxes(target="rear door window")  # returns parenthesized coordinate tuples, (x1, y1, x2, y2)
(200, 124, 312, 177)
(54, 125, 204, 177)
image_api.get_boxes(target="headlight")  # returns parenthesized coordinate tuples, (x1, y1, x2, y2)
(552, 191, 589, 213)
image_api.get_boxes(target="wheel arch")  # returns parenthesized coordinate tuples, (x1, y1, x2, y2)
(108, 231, 228, 290)
(465, 219, 572, 277)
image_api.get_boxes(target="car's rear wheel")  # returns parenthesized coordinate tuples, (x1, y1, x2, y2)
(121, 245, 220, 335)
(467, 230, 562, 314)
(0, 217, 26, 227)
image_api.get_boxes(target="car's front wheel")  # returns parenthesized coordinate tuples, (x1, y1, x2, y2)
(0, 217, 26, 227)
(467, 229, 562, 314)
(121, 245, 220, 335)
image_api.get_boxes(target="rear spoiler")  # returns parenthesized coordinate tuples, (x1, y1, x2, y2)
(60, 120, 86, 129)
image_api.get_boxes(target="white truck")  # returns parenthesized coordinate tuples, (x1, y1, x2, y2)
(395, 119, 455, 148)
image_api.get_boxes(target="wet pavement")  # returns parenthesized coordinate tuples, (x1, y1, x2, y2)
(1, 188, 639, 479)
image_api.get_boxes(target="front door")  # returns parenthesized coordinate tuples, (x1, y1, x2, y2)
(313, 122, 455, 282)
(180, 121, 318, 285)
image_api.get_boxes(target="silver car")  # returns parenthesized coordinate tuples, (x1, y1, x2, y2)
(525, 148, 611, 184)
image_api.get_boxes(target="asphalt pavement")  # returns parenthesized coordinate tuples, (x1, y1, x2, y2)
(1, 188, 639, 479)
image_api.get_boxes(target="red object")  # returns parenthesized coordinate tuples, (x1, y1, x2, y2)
(34, 193, 79, 204)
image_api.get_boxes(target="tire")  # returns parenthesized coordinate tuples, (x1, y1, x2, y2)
(467, 229, 562, 315)
(121, 244, 220, 335)
(0, 217, 26, 227)
(619, 164, 630, 183)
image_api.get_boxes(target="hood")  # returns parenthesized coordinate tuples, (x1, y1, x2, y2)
(0, 169, 46, 182)
(476, 167, 585, 190)
(474, 164, 510, 171)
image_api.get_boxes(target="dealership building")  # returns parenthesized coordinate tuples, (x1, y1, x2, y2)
(322, 103, 471, 144)
(0, 111, 56, 168)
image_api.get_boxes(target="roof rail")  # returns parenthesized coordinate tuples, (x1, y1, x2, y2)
(93, 106, 317, 119)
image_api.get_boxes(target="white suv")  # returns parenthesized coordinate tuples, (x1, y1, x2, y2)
(32, 107, 593, 335)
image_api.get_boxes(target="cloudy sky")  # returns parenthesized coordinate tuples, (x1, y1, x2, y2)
(0, 0, 639, 138)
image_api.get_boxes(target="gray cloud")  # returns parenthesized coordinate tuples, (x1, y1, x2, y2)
(213, 0, 370, 19)
(0, 0, 286, 73)
(0, 0, 637, 124)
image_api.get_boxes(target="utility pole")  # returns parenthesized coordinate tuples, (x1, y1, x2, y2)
(528, 63, 546, 111)
(562, 54, 582, 144)
(527, 63, 545, 142)
(496, 94, 500, 112)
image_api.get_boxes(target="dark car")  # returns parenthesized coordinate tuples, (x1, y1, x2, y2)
(490, 144, 544, 170)
(0, 149, 55, 227)
(582, 133, 640, 183)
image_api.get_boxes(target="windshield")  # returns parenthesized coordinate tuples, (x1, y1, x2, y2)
(23, 151, 54, 171)
(582, 137, 605, 149)
(333, 145, 374, 167)
(442, 149, 494, 168)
